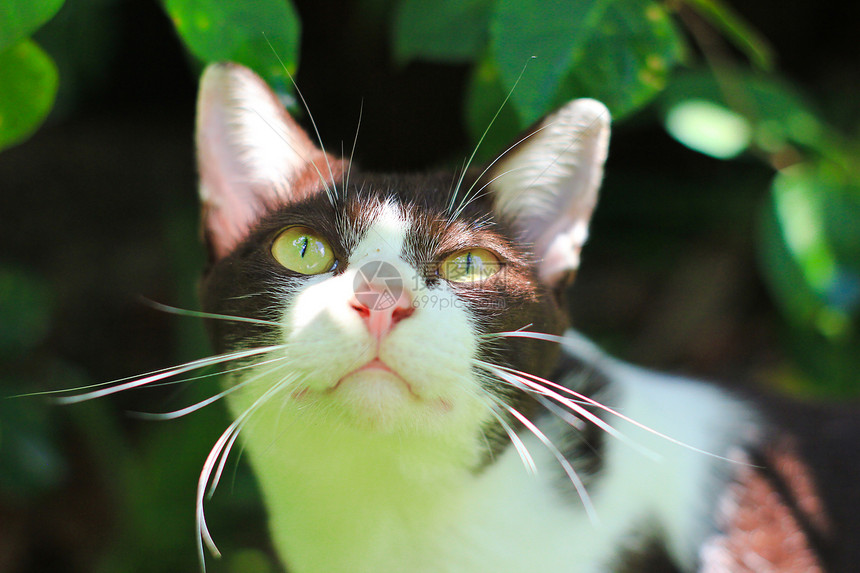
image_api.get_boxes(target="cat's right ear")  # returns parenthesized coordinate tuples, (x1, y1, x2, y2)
(488, 99, 610, 287)
(195, 63, 344, 260)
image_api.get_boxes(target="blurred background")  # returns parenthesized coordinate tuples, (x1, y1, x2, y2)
(1, 0, 858, 571)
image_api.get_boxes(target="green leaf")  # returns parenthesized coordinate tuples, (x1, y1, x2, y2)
(163, 0, 301, 94)
(553, 0, 684, 120)
(0, 39, 58, 152)
(665, 99, 752, 159)
(0, 0, 64, 53)
(393, 0, 494, 64)
(490, 0, 683, 125)
(682, 0, 773, 70)
(660, 70, 822, 157)
(759, 163, 860, 340)
(491, 0, 607, 125)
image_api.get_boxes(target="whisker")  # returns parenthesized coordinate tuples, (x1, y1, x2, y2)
(344, 100, 363, 194)
(477, 360, 647, 457)
(250, 108, 335, 203)
(449, 164, 531, 222)
(54, 345, 286, 404)
(478, 334, 746, 464)
(499, 399, 597, 523)
(486, 401, 538, 476)
(140, 298, 281, 327)
(449, 56, 535, 214)
(143, 355, 283, 390)
(130, 356, 291, 420)
(196, 372, 298, 569)
(264, 34, 338, 202)
(450, 123, 552, 222)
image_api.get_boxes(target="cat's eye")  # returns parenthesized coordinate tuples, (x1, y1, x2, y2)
(271, 226, 336, 275)
(439, 249, 501, 283)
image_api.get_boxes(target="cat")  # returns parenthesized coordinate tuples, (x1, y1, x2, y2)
(70, 61, 860, 572)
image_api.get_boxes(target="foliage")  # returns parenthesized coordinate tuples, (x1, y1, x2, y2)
(0, 0, 61, 151)
(0, 0, 859, 571)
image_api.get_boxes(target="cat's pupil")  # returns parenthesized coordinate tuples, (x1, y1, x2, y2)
(299, 236, 308, 258)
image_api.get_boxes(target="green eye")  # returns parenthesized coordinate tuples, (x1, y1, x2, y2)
(271, 226, 335, 275)
(439, 249, 501, 283)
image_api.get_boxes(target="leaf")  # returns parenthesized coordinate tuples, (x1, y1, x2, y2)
(393, 0, 494, 64)
(0, 39, 58, 152)
(659, 70, 822, 157)
(664, 99, 752, 159)
(162, 0, 301, 94)
(759, 163, 860, 340)
(0, 0, 64, 53)
(682, 0, 773, 70)
(491, 0, 607, 125)
(490, 0, 683, 125)
(554, 0, 684, 119)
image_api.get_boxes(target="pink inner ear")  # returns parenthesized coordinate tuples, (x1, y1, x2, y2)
(195, 63, 346, 260)
(488, 98, 610, 287)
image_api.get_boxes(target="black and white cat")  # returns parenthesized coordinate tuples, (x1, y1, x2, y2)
(79, 62, 859, 572)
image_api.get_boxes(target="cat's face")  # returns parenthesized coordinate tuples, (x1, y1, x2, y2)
(196, 63, 609, 441)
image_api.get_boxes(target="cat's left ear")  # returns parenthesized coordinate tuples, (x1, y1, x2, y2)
(489, 99, 610, 286)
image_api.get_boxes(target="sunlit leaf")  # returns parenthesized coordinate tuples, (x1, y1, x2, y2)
(393, 0, 493, 64)
(553, 0, 684, 119)
(760, 163, 860, 340)
(665, 99, 752, 159)
(163, 0, 300, 95)
(660, 70, 824, 157)
(491, 0, 683, 125)
(0, 0, 64, 53)
(0, 39, 58, 152)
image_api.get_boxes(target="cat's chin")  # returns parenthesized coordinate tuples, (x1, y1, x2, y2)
(319, 368, 454, 432)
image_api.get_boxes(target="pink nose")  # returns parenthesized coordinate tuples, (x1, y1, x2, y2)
(349, 283, 414, 341)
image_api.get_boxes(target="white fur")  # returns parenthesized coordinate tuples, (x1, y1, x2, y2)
(226, 312, 759, 572)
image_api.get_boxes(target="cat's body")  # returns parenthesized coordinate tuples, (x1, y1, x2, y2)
(177, 62, 859, 571)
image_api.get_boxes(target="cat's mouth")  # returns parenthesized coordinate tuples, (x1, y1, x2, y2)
(330, 358, 421, 400)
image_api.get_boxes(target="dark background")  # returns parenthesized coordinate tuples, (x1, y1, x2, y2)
(0, 1, 858, 571)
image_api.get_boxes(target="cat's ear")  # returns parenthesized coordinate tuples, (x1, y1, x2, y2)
(489, 99, 610, 286)
(195, 62, 344, 260)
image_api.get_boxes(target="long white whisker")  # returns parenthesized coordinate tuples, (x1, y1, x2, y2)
(140, 299, 281, 327)
(477, 360, 648, 457)
(250, 108, 334, 202)
(344, 100, 363, 194)
(196, 372, 298, 570)
(504, 402, 598, 523)
(131, 356, 291, 421)
(451, 123, 553, 221)
(143, 354, 288, 390)
(478, 342, 744, 464)
(450, 164, 531, 221)
(449, 57, 535, 213)
(53, 345, 286, 404)
(264, 35, 338, 202)
(486, 402, 538, 476)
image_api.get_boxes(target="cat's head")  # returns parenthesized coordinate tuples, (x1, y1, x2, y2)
(196, 63, 609, 441)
